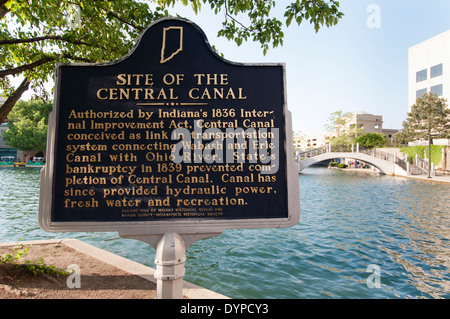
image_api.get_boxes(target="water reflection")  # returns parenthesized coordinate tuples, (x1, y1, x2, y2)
(389, 180, 450, 298)
(299, 168, 450, 299)
(0, 167, 449, 298)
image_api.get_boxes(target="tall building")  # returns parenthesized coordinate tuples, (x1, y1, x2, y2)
(294, 133, 330, 151)
(294, 112, 398, 151)
(408, 30, 450, 111)
(408, 30, 450, 146)
(336, 111, 383, 135)
(337, 112, 397, 142)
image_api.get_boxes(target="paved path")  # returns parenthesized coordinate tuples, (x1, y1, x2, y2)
(401, 173, 450, 184)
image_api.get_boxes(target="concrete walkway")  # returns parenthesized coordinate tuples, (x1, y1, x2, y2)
(317, 165, 450, 184)
(401, 173, 450, 184)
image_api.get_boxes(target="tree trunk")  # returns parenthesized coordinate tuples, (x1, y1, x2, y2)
(0, 0, 9, 20)
(23, 150, 41, 162)
(0, 77, 30, 123)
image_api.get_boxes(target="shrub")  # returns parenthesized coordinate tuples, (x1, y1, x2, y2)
(354, 132, 387, 148)
(400, 145, 444, 165)
(0, 244, 71, 276)
(329, 162, 339, 167)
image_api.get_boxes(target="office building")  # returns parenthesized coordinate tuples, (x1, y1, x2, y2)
(408, 30, 450, 146)
(408, 30, 450, 110)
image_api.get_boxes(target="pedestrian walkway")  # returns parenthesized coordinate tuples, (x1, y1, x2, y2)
(402, 174, 450, 184)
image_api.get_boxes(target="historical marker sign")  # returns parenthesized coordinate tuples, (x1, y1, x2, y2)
(39, 17, 300, 235)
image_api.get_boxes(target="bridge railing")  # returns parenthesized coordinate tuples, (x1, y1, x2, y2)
(294, 146, 328, 162)
(294, 144, 428, 175)
(409, 155, 430, 175)
(357, 148, 428, 175)
(359, 148, 398, 164)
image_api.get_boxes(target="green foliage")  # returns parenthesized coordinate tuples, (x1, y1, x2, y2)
(0, 243, 29, 264)
(0, 244, 71, 276)
(329, 162, 348, 168)
(1, 0, 344, 120)
(185, 0, 344, 55)
(284, 0, 343, 32)
(3, 99, 52, 151)
(355, 133, 387, 148)
(328, 130, 364, 152)
(325, 109, 353, 133)
(1, 0, 166, 99)
(325, 109, 366, 151)
(329, 162, 338, 167)
(22, 257, 71, 276)
(328, 133, 353, 151)
(396, 92, 450, 143)
(400, 145, 445, 166)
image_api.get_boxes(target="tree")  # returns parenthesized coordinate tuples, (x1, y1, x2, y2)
(2, 99, 52, 158)
(393, 120, 411, 145)
(327, 132, 354, 152)
(396, 92, 450, 177)
(354, 132, 387, 148)
(0, 0, 344, 122)
(325, 109, 365, 151)
(397, 92, 450, 143)
(324, 109, 353, 135)
(292, 130, 305, 138)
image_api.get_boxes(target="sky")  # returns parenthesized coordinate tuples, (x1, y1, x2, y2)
(161, 0, 450, 136)
(12, 0, 450, 136)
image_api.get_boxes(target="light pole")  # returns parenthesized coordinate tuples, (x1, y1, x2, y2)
(427, 133, 439, 178)
(427, 133, 431, 178)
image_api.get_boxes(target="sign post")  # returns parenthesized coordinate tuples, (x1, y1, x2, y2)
(39, 17, 300, 298)
(154, 232, 186, 299)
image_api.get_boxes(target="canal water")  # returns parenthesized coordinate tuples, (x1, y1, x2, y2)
(0, 167, 449, 299)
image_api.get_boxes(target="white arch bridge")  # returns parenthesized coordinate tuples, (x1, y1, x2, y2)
(295, 146, 428, 176)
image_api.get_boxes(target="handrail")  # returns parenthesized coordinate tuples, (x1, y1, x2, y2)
(294, 145, 428, 175)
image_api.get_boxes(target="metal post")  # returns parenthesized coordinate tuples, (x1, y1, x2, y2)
(154, 232, 186, 299)
(356, 143, 359, 153)
(428, 134, 432, 178)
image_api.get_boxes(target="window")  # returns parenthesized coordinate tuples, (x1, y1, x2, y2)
(374, 125, 380, 130)
(416, 69, 427, 82)
(431, 84, 443, 96)
(416, 88, 427, 99)
(431, 63, 443, 78)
